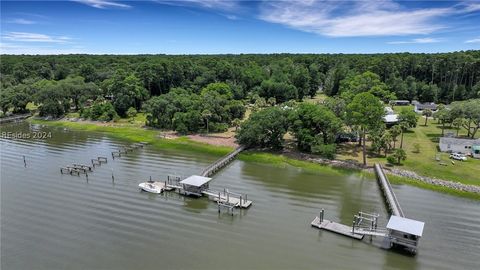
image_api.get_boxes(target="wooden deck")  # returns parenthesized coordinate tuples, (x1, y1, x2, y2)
(311, 217, 364, 240)
(202, 190, 252, 208)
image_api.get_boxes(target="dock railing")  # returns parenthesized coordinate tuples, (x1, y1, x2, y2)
(200, 145, 245, 177)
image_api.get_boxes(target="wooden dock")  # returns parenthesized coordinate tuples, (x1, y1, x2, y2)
(202, 189, 252, 208)
(311, 217, 364, 240)
(374, 164, 404, 217)
(200, 145, 245, 177)
(0, 113, 31, 124)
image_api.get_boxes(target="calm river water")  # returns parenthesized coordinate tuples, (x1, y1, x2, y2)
(1, 122, 479, 270)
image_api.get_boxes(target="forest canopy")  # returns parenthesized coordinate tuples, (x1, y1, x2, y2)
(1, 51, 479, 138)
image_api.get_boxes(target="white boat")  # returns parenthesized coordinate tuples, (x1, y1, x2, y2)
(139, 182, 163, 194)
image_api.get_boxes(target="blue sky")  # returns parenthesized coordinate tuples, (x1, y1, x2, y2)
(1, 0, 479, 54)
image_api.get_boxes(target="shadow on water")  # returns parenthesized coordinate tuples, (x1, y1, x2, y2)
(182, 196, 210, 212)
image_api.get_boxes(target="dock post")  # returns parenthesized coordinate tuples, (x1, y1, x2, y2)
(320, 208, 324, 222)
(240, 195, 242, 207)
(352, 220, 355, 234)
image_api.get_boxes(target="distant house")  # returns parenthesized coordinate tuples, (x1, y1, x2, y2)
(439, 137, 480, 156)
(414, 103, 438, 114)
(390, 100, 410, 106)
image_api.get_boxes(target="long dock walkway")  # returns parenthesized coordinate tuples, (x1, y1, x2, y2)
(200, 145, 245, 177)
(374, 163, 404, 217)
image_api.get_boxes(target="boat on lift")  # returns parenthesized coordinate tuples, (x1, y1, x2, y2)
(138, 181, 162, 194)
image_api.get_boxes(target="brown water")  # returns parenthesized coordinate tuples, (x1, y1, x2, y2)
(1, 122, 479, 270)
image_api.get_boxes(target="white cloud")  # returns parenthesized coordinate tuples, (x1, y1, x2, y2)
(0, 42, 89, 55)
(2, 32, 72, 43)
(388, 38, 443, 44)
(7, 18, 37, 25)
(73, 0, 131, 9)
(465, 37, 480, 43)
(154, 0, 240, 11)
(458, 2, 480, 13)
(259, 0, 456, 37)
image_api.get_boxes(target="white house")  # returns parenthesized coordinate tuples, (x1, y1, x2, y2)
(439, 137, 480, 155)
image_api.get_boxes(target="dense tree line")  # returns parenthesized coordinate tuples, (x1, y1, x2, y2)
(1, 52, 479, 162)
(2, 51, 479, 111)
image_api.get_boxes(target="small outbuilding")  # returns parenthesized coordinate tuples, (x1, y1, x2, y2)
(414, 103, 438, 114)
(439, 137, 480, 155)
(472, 145, 480, 159)
(390, 100, 410, 106)
(386, 215, 424, 253)
(180, 175, 212, 196)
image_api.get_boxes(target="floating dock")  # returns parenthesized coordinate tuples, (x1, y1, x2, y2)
(311, 216, 364, 240)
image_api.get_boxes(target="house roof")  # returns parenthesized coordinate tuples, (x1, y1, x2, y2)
(415, 103, 437, 110)
(439, 137, 480, 146)
(384, 114, 398, 123)
(387, 215, 425, 237)
(180, 175, 212, 187)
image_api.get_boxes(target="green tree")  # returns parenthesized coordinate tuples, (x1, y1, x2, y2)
(126, 107, 137, 122)
(422, 108, 433, 126)
(288, 103, 342, 152)
(201, 109, 212, 133)
(390, 125, 402, 149)
(391, 148, 407, 164)
(452, 118, 463, 137)
(398, 108, 417, 148)
(104, 70, 149, 116)
(347, 92, 385, 165)
(340, 71, 395, 103)
(235, 107, 288, 149)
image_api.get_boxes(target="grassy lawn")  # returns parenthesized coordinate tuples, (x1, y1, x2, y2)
(337, 105, 480, 185)
(305, 93, 328, 104)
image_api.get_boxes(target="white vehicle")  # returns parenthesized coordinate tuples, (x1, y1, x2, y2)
(139, 182, 162, 193)
(449, 153, 467, 161)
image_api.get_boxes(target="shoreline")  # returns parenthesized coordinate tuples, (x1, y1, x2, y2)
(28, 118, 480, 200)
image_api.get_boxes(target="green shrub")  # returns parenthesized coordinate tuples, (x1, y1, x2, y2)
(387, 155, 396, 164)
(81, 100, 118, 121)
(311, 143, 337, 159)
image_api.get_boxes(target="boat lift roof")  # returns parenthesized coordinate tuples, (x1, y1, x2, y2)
(180, 175, 212, 187)
(387, 215, 425, 237)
